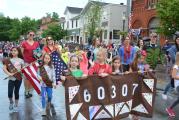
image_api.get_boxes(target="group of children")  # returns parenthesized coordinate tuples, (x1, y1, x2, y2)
(2, 45, 151, 117)
(2, 47, 57, 115)
(3, 47, 149, 115)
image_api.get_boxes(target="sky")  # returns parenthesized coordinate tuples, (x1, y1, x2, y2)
(0, 0, 126, 19)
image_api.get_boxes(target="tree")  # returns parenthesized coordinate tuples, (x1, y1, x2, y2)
(85, 1, 102, 44)
(0, 16, 12, 41)
(52, 12, 59, 21)
(9, 18, 22, 41)
(46, 13, 51, 18)
(42, 23, 67, 40)
(0, 16, 40, 41)
(156, 0, 179, 37)
(21, 16, 39, 35)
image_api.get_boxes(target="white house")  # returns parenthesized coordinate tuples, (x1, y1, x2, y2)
(61, 1, 128, 45)
(101, 3, 128, 45)
(79, 1, 109, 44)
(62, 6, 83, 43)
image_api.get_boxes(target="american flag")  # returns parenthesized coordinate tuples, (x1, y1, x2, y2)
(21, 51, 68, 94)
(51, 51, 68, 83)
(21, 62, 41, 94)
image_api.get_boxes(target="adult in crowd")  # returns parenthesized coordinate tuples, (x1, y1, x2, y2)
(162, 39, 172, 54)
(0, 42, 3, 61)
(118, 36, 136, 72)
(162, 36, 179, 100)
(107, 40, 114, 64)
(87, 38, 100, 68)
(136, 39, 146, 51)
(42, 36, 63, 84)
(3, 41, 11, 58)
(166, 52, 179, 117)
(42, 36, 57, 54)
(145, 32, 164, 70)
(21, 31, 39, 98)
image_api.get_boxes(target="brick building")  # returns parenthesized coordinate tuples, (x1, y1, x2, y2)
(131, 0, 165, 45)
(38, 16, 59, 37)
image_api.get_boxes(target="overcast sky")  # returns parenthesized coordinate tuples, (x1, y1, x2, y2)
(0, 0, 126, 19)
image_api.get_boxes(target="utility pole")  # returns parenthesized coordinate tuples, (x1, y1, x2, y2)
(126, 0, 132, 30)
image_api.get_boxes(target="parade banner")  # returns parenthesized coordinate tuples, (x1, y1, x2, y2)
(64, 72, 156, 120)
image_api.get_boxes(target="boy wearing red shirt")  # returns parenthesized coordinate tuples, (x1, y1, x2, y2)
(89, 48, 112, 77)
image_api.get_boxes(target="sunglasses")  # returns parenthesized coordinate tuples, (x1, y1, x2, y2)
(152, 36, 157, 38)
(29, 34, 35, 36)
(47, 38, 53, 41)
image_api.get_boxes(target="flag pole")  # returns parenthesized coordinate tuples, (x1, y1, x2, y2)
(2, 50, 63, 80)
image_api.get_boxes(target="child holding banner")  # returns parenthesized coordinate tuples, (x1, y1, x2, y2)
(166, 52, 179, 117)
(111, 56, 123, 75)
(37, 53, 56, 116)
(130, 50, 150, 73)
(61, 55, 87, 81)
(88, 48, 112, 77)
(129, 50, 150, 120)
(2, 47, 24, 113)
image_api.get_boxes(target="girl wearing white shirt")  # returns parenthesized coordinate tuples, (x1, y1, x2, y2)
(166, 52, 179, 117)
(38, 53, 56, 116)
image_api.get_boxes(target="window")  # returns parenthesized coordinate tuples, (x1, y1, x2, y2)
(104, 30, 107, 39)
(62, 23, 65, 29)
(113, 30, 120, 39)
(76, 20, 78, 28)
(110, 31, 112, 39)
(67, 21, 69, 29)
(147, 0, 158, 9)
(72, 20, 74, 28)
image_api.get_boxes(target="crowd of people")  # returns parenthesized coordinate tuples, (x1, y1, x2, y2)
(1, 30, 179, 118)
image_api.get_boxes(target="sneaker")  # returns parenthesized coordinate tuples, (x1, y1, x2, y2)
(25, 94, 30, 99)
(41, 109, 46, 116)
(162, 94, 167, 100)
(28, 93, 33, 98)
(9, 103, 13, 113)
(25, 93, 33, 99)
(166, 108, 175, 117)
(47, 102, 51, 110)
(13, 105, 18, 112)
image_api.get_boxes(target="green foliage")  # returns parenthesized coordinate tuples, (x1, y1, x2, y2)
(118, 31, 128, 36)
(146, 47, 164, 69)
(52, 12, 59, 21)
(9, 18, 22, 41)
(0, 16, 40, 41)
(156, 0, 179, 36)
(0, 16, 12, 41)
(85, 1, 102, 44)
(46, 13, 51, 18)
(21, 16, 39, 35)
(42, 23, 67, 40)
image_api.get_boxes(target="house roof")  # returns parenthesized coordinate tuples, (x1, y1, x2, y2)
(59, 17, 66, 23)
(91, 1, 109, 6)
(80, 1, 109, 15)
(64, 7, 83, 14)
(70, 15, 80, 20)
